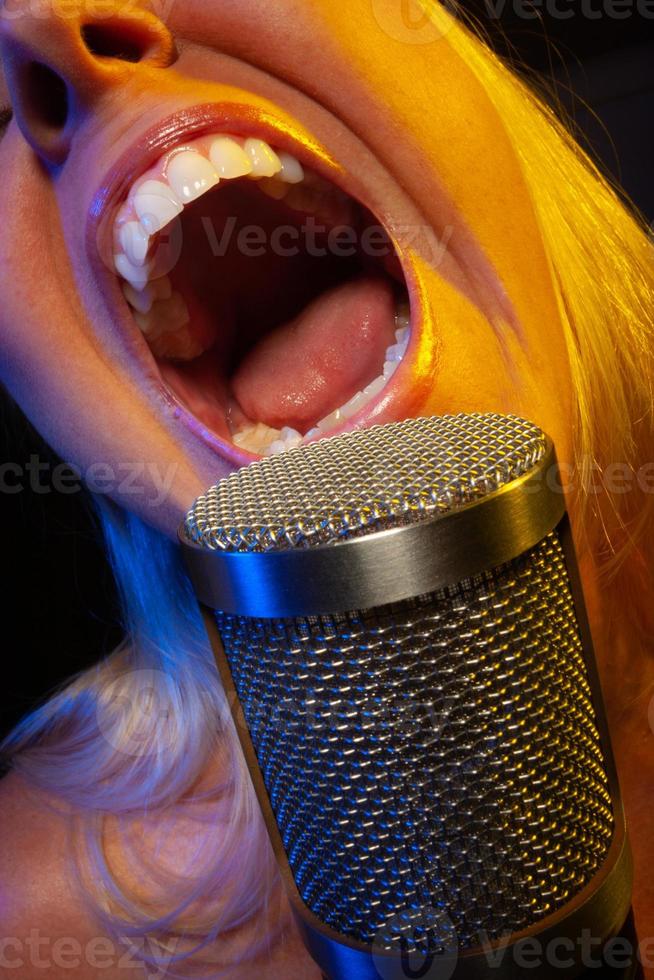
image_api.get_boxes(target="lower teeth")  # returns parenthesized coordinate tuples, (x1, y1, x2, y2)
(233, 423, 303, 455)
(231, 302, 410, 456)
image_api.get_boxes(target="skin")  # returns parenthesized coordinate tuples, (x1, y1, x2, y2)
(0, 1, 652, 976)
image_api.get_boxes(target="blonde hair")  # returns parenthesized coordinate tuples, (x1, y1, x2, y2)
(439, 5, 654, 627)
(3, 6, 653, 975)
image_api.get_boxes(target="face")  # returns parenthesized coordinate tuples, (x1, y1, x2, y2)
(0, 0, 574, 539)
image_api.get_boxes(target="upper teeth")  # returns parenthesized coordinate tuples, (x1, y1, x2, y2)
(132, 179, 183, 236)
(112, 132, 305, 360)
(111, 130, 411, 449)
(243, 138, 282, 177)
(167, 150, 221, 204)
(277, 152, 304, 184)
(209, 137, 253, 179)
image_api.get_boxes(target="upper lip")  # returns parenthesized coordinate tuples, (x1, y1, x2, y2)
(87, 101, 347, 276)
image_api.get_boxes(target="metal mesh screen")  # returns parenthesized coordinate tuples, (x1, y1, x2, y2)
(184, 414, 548, 553)
(183, 414, 614, 953)
(216, 533, 613, 953)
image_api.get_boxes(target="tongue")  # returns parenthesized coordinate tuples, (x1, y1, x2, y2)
(232, 275, 398, 432)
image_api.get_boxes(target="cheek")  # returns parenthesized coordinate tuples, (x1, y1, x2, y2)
(309, 6, 556, 299)
(411, 255, 575, 469)
(0, 142, 207, 534)
(305, 2, 570, 425)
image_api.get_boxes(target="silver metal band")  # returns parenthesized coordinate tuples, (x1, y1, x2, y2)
(180, 441, 565, 617)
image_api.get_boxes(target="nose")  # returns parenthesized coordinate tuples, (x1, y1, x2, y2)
(0, 1, 177, 166)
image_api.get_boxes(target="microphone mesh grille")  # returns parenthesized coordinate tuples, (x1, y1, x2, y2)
(184, 413, 548, 552)
(186, 414, 614, 954)
(216, 533, 614, 952)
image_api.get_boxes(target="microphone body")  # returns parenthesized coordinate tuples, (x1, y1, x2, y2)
(180, 414, 638, 979)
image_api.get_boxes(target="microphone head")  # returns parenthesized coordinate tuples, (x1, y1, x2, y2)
(180, 415, 628, 977)
(185, 413, 549, 553)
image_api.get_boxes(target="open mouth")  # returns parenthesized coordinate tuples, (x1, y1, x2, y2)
(111, 129, 412, 458)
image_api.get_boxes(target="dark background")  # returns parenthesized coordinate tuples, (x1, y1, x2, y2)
(2, 6, 653, 739)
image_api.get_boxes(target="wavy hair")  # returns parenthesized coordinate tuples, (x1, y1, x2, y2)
(2, 4, 653, 975)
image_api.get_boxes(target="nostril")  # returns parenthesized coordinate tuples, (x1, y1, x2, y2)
(80, 17, 176, 67)
(0, 7, 176, 165)
(81, 22, 146, 63)
(23, 62, 69, 131)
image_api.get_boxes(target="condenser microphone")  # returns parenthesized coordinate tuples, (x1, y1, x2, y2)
(180, 414, 638, 980)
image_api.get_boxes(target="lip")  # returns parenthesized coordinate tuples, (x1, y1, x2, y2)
(85, 100, 438, 467)
(87, 102, 344, 273)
